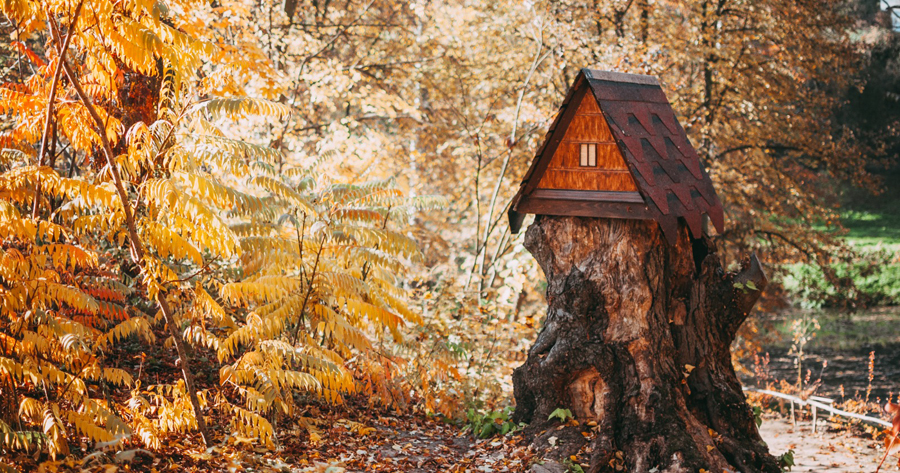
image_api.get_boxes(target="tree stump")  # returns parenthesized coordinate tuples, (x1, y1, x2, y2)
(513, 216, 779, 473)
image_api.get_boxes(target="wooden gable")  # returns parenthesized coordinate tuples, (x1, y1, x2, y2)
(536, 92, 638, 193)
(508, 69, 726, 245)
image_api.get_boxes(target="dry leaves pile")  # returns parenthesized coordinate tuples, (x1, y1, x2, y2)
(12, 403, 537, 473)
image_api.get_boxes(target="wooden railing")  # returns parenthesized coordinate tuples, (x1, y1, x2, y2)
(744, 387, 892, 432)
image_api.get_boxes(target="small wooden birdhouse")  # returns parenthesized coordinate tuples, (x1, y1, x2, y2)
(507, 69, 725, 244)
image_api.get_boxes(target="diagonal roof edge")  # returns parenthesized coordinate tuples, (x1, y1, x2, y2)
(516, 73, 588, 187)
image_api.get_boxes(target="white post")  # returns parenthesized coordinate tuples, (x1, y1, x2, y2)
(812, 405, 817, 433)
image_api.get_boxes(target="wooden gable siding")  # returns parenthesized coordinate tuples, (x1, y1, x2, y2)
(536, 91, 638, 192)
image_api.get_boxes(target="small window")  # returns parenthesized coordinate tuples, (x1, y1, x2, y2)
(580, 143, 597, 167)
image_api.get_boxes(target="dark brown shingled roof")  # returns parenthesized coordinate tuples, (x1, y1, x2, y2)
(508, 69, 725, 245)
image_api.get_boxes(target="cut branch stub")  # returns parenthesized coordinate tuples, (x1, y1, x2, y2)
(512, 216, 779, 473)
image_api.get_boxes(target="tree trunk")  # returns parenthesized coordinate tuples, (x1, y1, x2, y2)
(512, 216, 779, 473)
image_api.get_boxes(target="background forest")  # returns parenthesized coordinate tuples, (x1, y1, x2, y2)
(1, 0, 899, 471)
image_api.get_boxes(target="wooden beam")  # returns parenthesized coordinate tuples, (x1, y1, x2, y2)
(529, 189, 644, 203)
(516, 197, 652, 220)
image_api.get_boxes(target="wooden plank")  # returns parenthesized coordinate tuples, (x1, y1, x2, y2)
(576, 90, 603, 114)
(564, 115, 616, 142)
(516, 197, 652, 220)
(508, 207, 526, 234)
(530, 189, 645, 203)
(538, 169, 638, 192)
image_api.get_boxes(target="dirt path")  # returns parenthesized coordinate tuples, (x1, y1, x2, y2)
(759, 415, 895, 472)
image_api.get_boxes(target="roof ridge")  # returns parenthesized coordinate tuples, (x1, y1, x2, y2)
(583, 69, 660, 86)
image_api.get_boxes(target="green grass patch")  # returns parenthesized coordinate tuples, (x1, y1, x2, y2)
(840, 208, 900, 250)
(782, 256, 900, 308)
(783, 171, 900, 308)
(767, 307, 900, 352)
(840, 170, 900, 249)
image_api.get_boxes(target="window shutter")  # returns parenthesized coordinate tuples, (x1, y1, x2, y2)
(580, 144, 597, 167)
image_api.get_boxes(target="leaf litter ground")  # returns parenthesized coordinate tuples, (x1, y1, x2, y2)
(9, 327, 894, 472)
(16, 399, 536, 472)
(14, 404, 899, 472)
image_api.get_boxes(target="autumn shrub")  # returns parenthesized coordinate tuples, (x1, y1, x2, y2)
(0, 0, 453, 466)
(401, 270, 546, 418)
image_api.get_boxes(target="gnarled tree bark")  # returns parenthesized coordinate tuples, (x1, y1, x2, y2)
(513, 216, 778, 473)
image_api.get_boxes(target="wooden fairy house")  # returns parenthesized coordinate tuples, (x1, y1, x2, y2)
(507, 69, 725, 244)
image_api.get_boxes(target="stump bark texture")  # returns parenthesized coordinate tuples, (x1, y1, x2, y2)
(513, 216, 779, 473)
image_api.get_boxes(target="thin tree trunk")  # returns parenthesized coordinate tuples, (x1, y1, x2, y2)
(638, 0, 649, 42)
(513, 216, 778, 473)
(32, 2, 82, 218)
